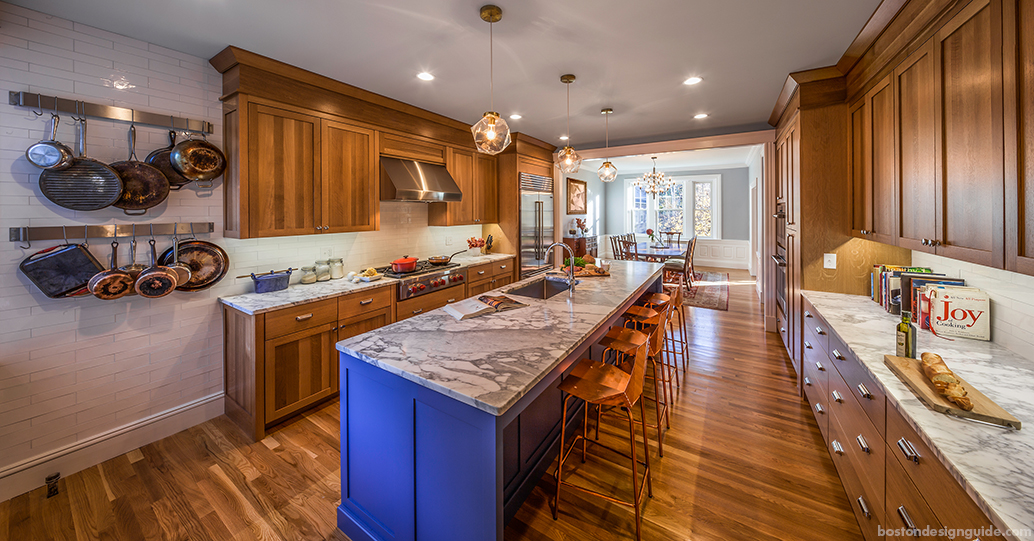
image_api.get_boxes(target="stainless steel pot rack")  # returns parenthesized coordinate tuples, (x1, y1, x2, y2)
(10, 91, 214, 134)
(9, 222, 215, 249)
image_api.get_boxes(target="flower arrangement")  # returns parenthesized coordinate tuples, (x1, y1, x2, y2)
(467, 237, 486, 249)
(646, 228, 655, 242)
(575, 218, 589, 235)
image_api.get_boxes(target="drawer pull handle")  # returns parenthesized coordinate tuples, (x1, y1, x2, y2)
(804, 311, 812, 319)
(857, 496, 871, 519)
(815, 326, 825, 335)
(831, 390, 843, 403)
(804, 377, 812, 387)
(815, 361, 825, 371)
(447, 298, 456, 303)
(500, 265, 507, 269)
(897, 506, 917, 531)
(857, 383, 873, 400)
(804, 340, 812, 350)
(897, 438, 921, 464)
(478, 270, 486, 275)
(831, 349, 844, 360)
(359, 298, 374, 306)
(412, 308, 423, 315)
(780, 326, 786, 333)
(814, 403, 825, 415)
(295, 313, 314, 322)
(831, 440, 844, 455)
(856, 435, 870, 454)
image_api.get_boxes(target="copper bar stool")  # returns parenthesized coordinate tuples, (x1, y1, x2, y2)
(661, 282, 689, 377)
(554, 328, 652, 541)
(616, 297, 673, 456)
(637, 292, 680, 389)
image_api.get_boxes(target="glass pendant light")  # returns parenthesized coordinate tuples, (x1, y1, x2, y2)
(554, 74, 582, 174)
(597, 108, 617, 182)
(471, 5, 511, 155)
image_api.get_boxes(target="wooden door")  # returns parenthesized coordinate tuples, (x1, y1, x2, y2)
(1009, 0, 1034, 275)
(476, 153, 498, 223)
(895, 40, 939, 252)
(338, 307, 392, 341)
(322, 120, 378, 233)
(786, 230, 800, 371)
(934, 0, 1005, 267)
(247, 103, 320, 238)
(449, 147, 476, 225)
(869, 76, 897, 245)
(850, 99, 872, 238)
(776, 136, 787, 204)
(264, 323, 338, 424)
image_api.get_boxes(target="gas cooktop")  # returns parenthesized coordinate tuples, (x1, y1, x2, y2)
(376, 261, 460, 279)
(376, 260, 468, 300)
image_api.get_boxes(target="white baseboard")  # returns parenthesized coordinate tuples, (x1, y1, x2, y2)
(0, 393, 224, 502)
(693, 239, 751, 270)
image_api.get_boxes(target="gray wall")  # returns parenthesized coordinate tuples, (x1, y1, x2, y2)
(561, 167, 606, 237)
(604, 167, 751, 240)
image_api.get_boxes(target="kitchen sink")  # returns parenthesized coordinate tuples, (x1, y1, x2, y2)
(506, 277, 576, 300)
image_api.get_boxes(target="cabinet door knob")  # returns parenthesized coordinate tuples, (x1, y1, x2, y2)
(804, 311, 812, 318)
(897, 506, 917, 530)
(831, 440, 844, 455)
(856, 434, 870, 454)
(857, 383, 873, 400)
(815, 326, 825, 336)
(831, 390, 843, 403)
(896, 438, 921, 464)
(857, 496, 871, 519)
(814, 403, 824, 414)
(831, 349, 844, 361)
(804, 340, 812, 350)
(815, 361, 825, 371)
(804, 376, 812, 386)
(295, 313, 313, 321)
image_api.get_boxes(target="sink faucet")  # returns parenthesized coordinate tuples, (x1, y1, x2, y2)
(546, 241, 576, 295)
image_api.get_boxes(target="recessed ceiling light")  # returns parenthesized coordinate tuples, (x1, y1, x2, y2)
(559, 135, 569, 141)
(509, 114, 522, 120)
(684, 76, 702, 85)
(417, 72, 434, 81)
(694, 113, 709, 119)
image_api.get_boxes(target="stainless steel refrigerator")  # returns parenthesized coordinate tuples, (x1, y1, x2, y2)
(519, 172, 555, 278)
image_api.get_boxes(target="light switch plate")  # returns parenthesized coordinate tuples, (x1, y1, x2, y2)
(823, 253, 837, 269)
(445, 236, 453, 246)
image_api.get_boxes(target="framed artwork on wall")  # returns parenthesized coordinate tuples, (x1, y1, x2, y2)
(567, 178, 587, 215)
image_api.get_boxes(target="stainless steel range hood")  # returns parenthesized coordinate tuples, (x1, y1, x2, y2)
(379, 157, 462, 202)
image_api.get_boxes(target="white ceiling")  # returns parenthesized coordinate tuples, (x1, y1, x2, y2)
(583, 145, 761, 175)
(11, 0, 881, 147)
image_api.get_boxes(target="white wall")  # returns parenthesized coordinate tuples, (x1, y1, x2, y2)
(911, 252, 1034, 357)
(747, 146, 764, 288)
(0, 2, 480, 500)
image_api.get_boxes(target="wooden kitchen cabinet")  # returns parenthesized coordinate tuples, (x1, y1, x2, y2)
(850, 74, 896, 245)
(885, 448, 949, 540)
(264, 322, 338, 424)
(851, 99, 871, 238)
(894, 39, 938, 252)
(466, 257, 516, 297)
(322, 119, 378, 233)
(429, 147, 499, 226)
(1009, 0, 1034, 275)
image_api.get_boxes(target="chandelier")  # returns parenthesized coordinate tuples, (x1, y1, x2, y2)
(632, 157, 672, 199)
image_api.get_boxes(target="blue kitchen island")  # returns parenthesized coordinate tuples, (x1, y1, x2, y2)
(335, 260, 664, 541)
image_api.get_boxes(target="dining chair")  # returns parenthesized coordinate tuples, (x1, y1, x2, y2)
(660, 231, 681, 248)
(663, 236, 696, 289)
(619, 239, 643, 262)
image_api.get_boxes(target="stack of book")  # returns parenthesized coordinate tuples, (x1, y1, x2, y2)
(870, 264, 991, 341)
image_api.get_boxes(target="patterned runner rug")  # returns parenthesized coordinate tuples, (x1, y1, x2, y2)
(684, 271, 730, 311)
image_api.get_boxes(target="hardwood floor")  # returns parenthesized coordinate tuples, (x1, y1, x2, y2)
(0, 268, 862, 541)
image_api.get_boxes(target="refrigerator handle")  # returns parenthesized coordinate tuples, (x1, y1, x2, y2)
(535, 200, 543, 260)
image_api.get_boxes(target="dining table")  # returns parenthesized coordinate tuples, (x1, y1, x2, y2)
(635, 242, 686, 260)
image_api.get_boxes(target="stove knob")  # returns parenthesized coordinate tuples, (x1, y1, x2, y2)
(458, 275, 464, 281)
(409, 285, 417, 293)
(419, 284, 426, 290)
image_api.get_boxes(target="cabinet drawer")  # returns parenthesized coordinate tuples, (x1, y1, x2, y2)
(802, 339, 830, 402)
(265, 299, 337, 340)
(828, 414, 885, 541)
(379, 133, 446, 164)
(886, 446, 949, 540)
(801, 297, 828, 351)
(828, 367, 885, 512)
(338, 286, 393, 321)
(468, 262, 494, 282)
(829, 339, 886, 438)
(887, 406, 1005, 540)
(777, 306, 790, 352)
(396, 287, 463, 321)
(491, 258, 514, 278)
(337, 307, 392, 341)
(802, 373, 829, 441)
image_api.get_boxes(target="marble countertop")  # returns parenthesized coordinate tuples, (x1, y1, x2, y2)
(219, 253, 515, 315)
(802, 290, 1034, 539)
(337, 260, 665, 416)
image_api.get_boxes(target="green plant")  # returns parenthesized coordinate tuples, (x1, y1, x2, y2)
(563, 257, 587, 268)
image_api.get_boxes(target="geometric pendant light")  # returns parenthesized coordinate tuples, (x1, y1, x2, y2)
(554, 74, 582, 174)
(471, 5, 511, 155)
(597, 108, 617, 182)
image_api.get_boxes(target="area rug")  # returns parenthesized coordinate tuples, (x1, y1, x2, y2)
(684, 271, 730, 311)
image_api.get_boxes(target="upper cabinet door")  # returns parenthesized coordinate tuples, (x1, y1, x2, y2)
(868, 75, 897, 246)
(895, 40, 938, 252)
(322, 120, 378, 233)
(447, 147, 475, 225)
(475, 153, 498, 224)
(850, 99, 872, 237)
(247, 103, 320, 238)
(789, 120, 801, 229)
(1009, 0, 1034, 275)
(935, 0, 1005, 267)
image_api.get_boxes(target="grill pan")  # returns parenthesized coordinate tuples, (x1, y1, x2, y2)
(19, 243, 104, 298)
(38, 118, 123, 211)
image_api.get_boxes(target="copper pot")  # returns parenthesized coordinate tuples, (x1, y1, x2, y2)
(427, 250, 465, 266)
(390, 255, 419, 273)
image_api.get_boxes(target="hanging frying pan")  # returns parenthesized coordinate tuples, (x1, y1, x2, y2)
(135, 238, 178, 298)
(171, 132, 225, 188)
(166, 227, 192, 285)
(39, 116, 123, 211)
(145, 130, 194, 190)
(26, 113, 74, 170)
(119, 234, 147, 296)
(111, 125, 170, 215)
(157, 225, 228, 292)
(88, 240, 134, 300)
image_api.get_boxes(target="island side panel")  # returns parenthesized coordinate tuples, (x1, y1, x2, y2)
(337, 351, 500, 541)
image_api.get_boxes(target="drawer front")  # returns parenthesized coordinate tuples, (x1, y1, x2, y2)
(801, 297, 829, 351)
(396, 286, 463, 321)
(886, 446, 950, 540)
(827, 367, 885, 512)
(828, 414, 885, 541)
(829, 340, 887, 438)
(802, 374, 829, 441)
(802, 339, 830, 402)
(379, 133, 446, 164)
(467, 262, 494, 282)
(265, 299, 337, 340)
(490, 258, 514, 278)
(777, 306, 790, 353)
(338, 285, 393, 321)
(337, 307, 392, 341)
(887, 406, 1005, 541)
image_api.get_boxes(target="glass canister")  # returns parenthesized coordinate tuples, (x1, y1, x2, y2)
(299, 266, 317, 284)
(329, 258, 345, 279)
(315, 260, 332, 282)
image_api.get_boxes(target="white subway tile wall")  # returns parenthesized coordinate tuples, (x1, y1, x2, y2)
(911, 251, 1034, 356)
(0, 2, 480, 476)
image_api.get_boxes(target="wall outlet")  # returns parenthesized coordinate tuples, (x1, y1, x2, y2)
(823, 253, 837, 270)
(445, 236, 453, 246)
(321, 247, 332, 259)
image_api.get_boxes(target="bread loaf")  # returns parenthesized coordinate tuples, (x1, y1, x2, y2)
(919, 352, 974, 411)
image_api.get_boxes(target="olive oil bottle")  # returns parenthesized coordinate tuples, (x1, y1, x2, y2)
(896, 311, 917, 358)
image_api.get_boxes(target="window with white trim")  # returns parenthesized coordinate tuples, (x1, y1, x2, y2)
(623, 174, 721, 239)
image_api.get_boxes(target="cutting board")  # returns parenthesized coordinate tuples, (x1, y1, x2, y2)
(884, 355, 1021, 430)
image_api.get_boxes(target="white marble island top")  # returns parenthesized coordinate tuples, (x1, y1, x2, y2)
(802, 290, 1034, 539)
(219, 253, 515, 315)
(336, 260, 664, 416)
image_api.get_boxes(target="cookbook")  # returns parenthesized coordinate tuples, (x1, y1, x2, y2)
(444, 295, 528, 321)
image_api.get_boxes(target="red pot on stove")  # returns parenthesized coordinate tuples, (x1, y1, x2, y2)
(390, 255, 419, 273)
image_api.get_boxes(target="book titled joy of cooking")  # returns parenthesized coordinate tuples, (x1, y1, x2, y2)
(924, 285, 991, 341)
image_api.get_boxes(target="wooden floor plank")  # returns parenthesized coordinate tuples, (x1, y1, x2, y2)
(0, 267, 861, 541)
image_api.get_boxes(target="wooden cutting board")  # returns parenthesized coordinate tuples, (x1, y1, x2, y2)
(884, 355, 1021, 430)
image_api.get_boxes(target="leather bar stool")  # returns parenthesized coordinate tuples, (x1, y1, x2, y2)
(554, 328, 652, 541)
